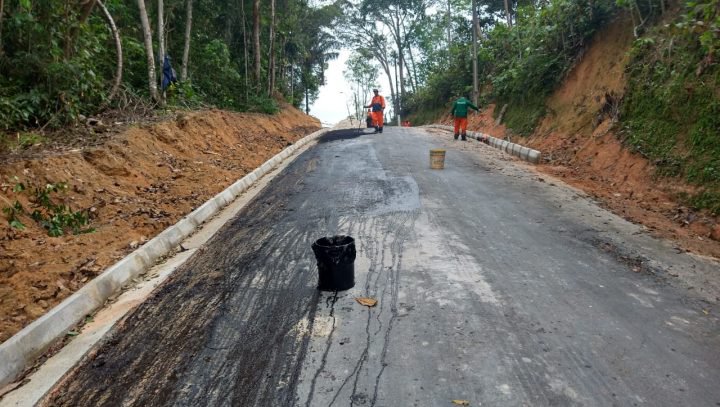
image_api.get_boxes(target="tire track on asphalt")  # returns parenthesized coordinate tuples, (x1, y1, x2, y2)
(47, 132, 351, 407)
(370, 212, 417, 407)
(304, 292, 339, 407)
(310, 211, 417, 407)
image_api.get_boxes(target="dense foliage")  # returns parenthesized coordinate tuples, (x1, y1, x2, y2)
(0, 0, 341, 132)
(621, 0, 720, 212)
(404, 0, 618, 133)
(398, 0, 719, 212)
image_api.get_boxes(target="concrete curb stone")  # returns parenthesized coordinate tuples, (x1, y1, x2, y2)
(423, 124, 541, 164)
(0, 127, 330, 389)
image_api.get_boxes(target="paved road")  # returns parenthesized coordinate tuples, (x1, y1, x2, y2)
(48, 127, 720, 406)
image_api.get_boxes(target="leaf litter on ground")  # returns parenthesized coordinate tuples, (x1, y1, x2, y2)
(355, 297, 377, 307)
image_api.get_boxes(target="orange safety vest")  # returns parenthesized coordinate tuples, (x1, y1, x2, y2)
(370, 95, 385, 112)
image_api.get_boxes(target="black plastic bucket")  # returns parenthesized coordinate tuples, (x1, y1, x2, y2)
(311, 235, 356, 291)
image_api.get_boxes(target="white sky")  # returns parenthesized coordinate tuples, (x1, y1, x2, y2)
(310, 49, 393, 127)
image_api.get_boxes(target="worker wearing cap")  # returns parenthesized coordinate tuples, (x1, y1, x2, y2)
(364, 89, 386, 133)
(451, 95, 480, 141)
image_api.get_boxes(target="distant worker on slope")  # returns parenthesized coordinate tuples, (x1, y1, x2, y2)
(451, 95, 480, 141)
(364, 89, 386, 134)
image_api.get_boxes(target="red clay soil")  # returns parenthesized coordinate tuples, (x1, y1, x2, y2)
(438, 14, 720, 259)
(0, 105, 320, 343)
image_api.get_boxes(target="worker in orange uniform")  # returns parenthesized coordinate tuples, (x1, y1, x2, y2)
(451, 95, 480, 141)
(364, 89, 386, 133)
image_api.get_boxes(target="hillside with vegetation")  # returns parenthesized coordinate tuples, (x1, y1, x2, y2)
(346, 0, 720, 245)
(0, 0, 340, 137)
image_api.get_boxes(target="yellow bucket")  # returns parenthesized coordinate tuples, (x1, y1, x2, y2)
(430, 149, 446, 169)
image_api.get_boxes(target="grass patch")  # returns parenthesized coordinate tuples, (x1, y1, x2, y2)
(0, 132, 47, 153)
(498, 96, 547, 136)
(621, 21, 720, 214)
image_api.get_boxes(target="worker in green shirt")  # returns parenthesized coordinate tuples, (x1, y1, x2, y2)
(451, 96, 480, 141)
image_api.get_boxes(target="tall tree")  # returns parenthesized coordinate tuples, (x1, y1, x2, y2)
(0, 0, 5, 55)
(65, 0, 98, 58)
(240, 0, 249, 101)
(347, 0, 426, 119)
(446, 0, 451, 48)
(181, 0, 193, 81)
(97, 0, 122, 102)
(504, 0, 513, 27)
(471, 0, 478, 104)
(137, 0, 159, 101)
(344, 51, 379, 119)
(158, 0, 165, 103)
(267, 0, 276, 95)
(253, 0, 261, 84)
(340, 6, 385, 113)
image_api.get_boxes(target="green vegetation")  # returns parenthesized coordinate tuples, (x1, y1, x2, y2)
(485, 1, 618, 133)
(0, 0, 341, 132)
(0, 132, 46, 153)
(404, 0, 618, 130)
(2, 179, 95, 236)
(398, 0, 719, 212)
(621, 0, 720, 213)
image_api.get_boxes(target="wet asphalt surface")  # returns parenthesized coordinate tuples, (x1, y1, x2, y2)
(48, 127, 720, 406)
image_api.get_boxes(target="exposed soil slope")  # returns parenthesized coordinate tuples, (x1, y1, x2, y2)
(438, 15, 720, 258)
(0, 106, 320, 343)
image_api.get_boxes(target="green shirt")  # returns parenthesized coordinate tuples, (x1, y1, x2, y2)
(451, 97, 480, 118)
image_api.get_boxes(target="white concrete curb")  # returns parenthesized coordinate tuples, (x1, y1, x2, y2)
(425, 124, 542, 164)
(0, 127, 330, 389)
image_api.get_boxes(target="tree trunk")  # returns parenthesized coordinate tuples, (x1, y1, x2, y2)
(471, 0, 479, 104)
(253, 0, 261, 86)
(267, 0, 276, 96)
(137, 0, 159, 101)
(279, 36, 287, 93)
(240, 0, 249, 101)
(504, 0, 513, 27)
(157, 0, 165, 103)
(401, 24, 419, 91)
(158, 0, 165, 62)
(181, 0, 193, 81)
(0, 0, 5, 55)
(65, 0, 98, 58)
(305, 87, 309, 114)
(446, 0, 451, 55)
(394, 11, 405, 105)
(404, 59, 414, 93)
(97, 0, 122, 102)
(376, 54, 395, 115)
(393, 54, 400, 125)
(78, 0, 98, 23)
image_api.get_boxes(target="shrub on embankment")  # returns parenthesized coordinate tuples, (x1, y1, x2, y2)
(406, 0, 720, 213)
(620, 1, 720, 213)
(404, 0, 619, 130)
(0, 0, 340, 133)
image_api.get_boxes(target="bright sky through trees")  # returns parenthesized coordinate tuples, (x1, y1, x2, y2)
(310, 49, 394, 126)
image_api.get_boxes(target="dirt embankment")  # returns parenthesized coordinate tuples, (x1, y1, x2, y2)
(0, 105, 320, 343)
(438, 15, 720, 258)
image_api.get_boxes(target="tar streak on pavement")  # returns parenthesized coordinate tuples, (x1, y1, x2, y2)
(48, 128, 720, 407)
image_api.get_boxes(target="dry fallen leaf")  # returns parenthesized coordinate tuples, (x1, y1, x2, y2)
(451, 400, 470, 406)
(702, 309, 710, 315)
(355, 297, 378, 307)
